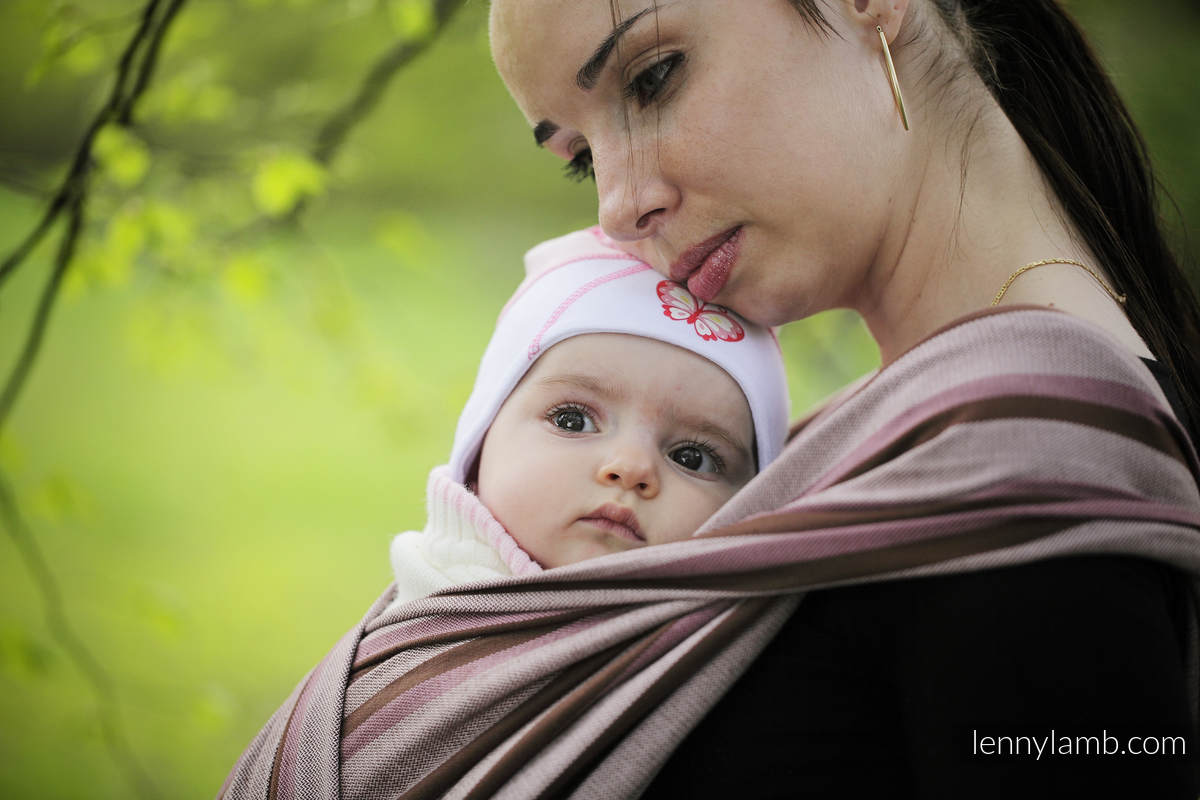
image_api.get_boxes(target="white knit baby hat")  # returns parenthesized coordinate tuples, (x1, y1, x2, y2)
(448, 226, 791, 484)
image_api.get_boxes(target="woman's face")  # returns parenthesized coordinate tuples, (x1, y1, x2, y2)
(490, 0, 908, 326)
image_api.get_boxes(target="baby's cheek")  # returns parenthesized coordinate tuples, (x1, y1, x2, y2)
(658, 488, 734, 543)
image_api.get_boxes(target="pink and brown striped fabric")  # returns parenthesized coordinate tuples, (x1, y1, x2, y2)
(220, 307, 1200, 799)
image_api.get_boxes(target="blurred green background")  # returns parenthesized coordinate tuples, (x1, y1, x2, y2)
(0, 0, 1196, 796)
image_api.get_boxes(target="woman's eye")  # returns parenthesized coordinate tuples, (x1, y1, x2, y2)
(668, 442, 723, 474)
(549, 406, 596, 433)
(625, 53, 684, 108)
(563, 148, 594, 183)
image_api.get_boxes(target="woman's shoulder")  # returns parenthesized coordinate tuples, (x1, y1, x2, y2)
(880, 305, 1164, 401)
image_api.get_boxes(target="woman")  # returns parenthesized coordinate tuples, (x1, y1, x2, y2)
(223, 2, 1200, 797)
(486, 0, 1200, 795)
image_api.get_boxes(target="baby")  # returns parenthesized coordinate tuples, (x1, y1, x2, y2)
(386, 227, 789, 608)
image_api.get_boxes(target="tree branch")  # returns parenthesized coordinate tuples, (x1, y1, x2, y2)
(0, 3, 468, 794)
(0, 2, 191, 797)
(118, 0, 187, 125)
(0, 189, 83, 429)
(0, 468, 159, 800)
(310, 0, 468, 168)
(39, 8, 143, 70)
(0, 164, 53, 198)
(0, 0, 181, 290)
(1, 0, 187, 412)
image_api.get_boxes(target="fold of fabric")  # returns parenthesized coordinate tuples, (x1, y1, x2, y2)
(220, 307, 1200, 800)
(385, 466, 543, 612)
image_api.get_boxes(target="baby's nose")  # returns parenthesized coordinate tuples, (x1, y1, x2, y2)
(595, 447, 660, 498)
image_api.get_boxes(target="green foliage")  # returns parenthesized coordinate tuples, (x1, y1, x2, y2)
(94, 125, 151, 188)
(25, 5, 112, 86)
(0, 625, 57, 678)
(389, 0, 436, 40)
(373, 209, 437, 271)
(0, 432, 23, 473)
(222, 252, 271, 304)
(252, 151, 328, 217)
(143, 65, 237, 124)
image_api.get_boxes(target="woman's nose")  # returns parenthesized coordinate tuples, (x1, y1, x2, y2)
(595, 445, 660, 498)
(594, 141, 679, 243)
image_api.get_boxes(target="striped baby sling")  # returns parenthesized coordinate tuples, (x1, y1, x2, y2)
(221, 307, 1200, 799)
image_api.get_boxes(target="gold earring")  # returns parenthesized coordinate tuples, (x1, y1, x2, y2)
(877, 25, 910, 131)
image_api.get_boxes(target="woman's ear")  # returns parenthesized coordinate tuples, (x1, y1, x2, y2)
(844, 0, 911, 43)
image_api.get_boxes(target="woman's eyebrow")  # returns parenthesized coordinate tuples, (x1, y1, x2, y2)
(575, 7, 654, 90)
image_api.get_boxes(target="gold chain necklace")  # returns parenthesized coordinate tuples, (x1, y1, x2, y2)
(991, 258, 1127, 307)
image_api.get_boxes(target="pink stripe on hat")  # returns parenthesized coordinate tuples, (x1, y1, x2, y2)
(528, 263, 651, 359)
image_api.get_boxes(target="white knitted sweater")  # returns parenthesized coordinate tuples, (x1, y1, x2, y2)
(385, 465, 543, 612)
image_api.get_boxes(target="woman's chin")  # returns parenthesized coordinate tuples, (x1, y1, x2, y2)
(718, 282, 802, 328)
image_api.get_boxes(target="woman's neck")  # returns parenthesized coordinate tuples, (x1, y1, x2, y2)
(855, 103, 1151, 365)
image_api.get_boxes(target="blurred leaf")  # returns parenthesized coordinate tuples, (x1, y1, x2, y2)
(389, 0, 435, 40)
(191, 684, 237, 731)
(222, 253, 271, 304)
(144, 64, 237, 124)
(373, 210, 435, 270)
(271, 81, 319, 117)
(107, 206, 148, 261)
(0, 626, 57, 679)
(252, 151, 327, 217)
(28, 472, 90, 524)
(62, 33, 104, 74)
(133, 583, 187, 641)
(62, 260, 90, 298)
(93, 124, 151, 188)
(353, 356, 403, 406)
(0, 432, 24, 473)
(142, 200, 196, 268)
(122, 296, 225, 374)
(24, 9, 106, 85)
(73, 241, 132, 288)
(192, 84, 237, 121)
(168, 1, 224, 44)
(24, 15, 66, 87)
(66, 204, 150, 291)
(311, 290, 356, 342)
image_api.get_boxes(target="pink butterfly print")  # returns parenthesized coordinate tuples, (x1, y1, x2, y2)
(656, 281, 746, 342)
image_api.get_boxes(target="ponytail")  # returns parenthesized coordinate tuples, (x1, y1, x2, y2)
(930, 0, 1200, 430)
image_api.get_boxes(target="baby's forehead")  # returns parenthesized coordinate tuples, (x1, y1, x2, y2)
(531, 332, 732, 380)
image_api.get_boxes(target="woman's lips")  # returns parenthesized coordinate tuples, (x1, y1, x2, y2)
(670, 227, 742, 303)
(578, 503, 645, 543)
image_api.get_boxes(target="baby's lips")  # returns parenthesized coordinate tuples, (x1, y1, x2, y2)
(580, 503, 645, 542)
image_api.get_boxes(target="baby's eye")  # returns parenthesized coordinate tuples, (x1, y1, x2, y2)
(668, 442, 724, 474)
(548, 404, 597, 433)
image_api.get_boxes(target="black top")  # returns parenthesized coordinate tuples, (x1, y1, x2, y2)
(1143, 358, 1197, 443)
(644, 360, 1199, 799)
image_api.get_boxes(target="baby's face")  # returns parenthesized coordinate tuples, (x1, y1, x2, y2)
(476, 333, 756, 567)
